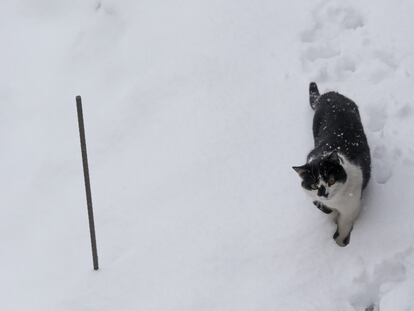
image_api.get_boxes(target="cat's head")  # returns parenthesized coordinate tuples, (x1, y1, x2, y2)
(292, 151, 347, 200)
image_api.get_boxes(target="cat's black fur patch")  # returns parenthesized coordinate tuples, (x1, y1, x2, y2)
(307, 84, 371, 189)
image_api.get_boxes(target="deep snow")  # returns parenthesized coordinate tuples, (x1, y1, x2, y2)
(1, 0, 414, 310)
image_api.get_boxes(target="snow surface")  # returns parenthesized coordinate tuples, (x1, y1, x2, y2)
(1, 0, 414, 310)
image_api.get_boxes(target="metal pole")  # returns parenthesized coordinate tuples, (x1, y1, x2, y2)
(76, 95, 99, 270)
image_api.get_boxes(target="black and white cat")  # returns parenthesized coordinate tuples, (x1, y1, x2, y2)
(293, 82, 371, 247)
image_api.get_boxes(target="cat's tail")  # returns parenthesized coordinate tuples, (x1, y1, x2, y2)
(309, 82, 320, 110)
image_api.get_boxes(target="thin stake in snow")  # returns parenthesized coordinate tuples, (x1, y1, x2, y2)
(76, 95, 99, 271)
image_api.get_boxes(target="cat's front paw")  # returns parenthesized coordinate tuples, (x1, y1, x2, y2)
(334, 238, 350, 247)
(313, 201, 333, 214)
(333, 230, 351, 247)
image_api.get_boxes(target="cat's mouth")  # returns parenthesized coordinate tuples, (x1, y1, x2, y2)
(317, 185, 329, 198)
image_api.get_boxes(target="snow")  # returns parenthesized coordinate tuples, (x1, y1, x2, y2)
(1, 0, 414, 310)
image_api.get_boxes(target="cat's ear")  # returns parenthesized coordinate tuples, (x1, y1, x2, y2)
(327, 151, 341, 164)
(292, 165, 309, 177)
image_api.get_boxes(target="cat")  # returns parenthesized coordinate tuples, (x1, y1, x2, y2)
(293, 82, 371, 247)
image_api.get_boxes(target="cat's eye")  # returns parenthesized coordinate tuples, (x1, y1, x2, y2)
(328, 176, 336, 186)
(311, 184, 318, 190)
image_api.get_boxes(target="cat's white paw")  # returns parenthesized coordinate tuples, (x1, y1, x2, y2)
(334, 237, 349, 247)
(333, 229, 351, 247)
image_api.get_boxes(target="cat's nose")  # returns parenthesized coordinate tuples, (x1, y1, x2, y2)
(317, 185, 328, 197)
